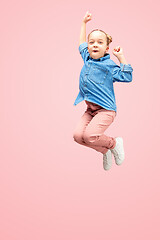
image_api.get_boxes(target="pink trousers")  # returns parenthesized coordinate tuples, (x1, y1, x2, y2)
(73, 101, 116, 154)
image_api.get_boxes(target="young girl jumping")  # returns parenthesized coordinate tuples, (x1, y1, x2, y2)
(73, 11, 133, 171)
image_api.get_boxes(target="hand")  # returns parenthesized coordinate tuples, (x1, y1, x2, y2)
(112, 46, 124, 57)
(83, 11, 92, 23)
(112, 46, 128, 64)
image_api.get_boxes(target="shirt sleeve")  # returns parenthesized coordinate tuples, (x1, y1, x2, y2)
(112, 63, 133, 83)
(79, 42, 90, 63)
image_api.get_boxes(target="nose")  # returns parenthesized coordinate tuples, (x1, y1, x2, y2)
(93, 42, 98, 47)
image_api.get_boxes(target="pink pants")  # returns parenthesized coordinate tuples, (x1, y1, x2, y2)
(73, 101, 116, 154)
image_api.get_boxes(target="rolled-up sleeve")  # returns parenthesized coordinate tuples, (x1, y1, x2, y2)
(112, 63, 133, 83)
(79, 42, 90, 63)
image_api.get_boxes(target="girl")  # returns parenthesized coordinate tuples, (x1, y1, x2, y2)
(73, 11, 133, 171)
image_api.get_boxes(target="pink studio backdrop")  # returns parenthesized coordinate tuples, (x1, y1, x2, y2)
(0, 0, 160, 239)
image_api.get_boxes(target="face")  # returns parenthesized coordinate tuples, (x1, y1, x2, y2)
(88, 31, 109, 59)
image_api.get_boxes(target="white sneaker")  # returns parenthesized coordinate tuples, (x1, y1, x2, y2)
(111, 137, 125, 165)
(103, 150, 112, 170)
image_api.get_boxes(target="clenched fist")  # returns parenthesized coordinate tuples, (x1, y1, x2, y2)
(112, 46, 124, 57)
(83, 11, 92, 23)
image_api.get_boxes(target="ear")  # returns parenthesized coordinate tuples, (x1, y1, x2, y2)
(105, 46, 109, 52)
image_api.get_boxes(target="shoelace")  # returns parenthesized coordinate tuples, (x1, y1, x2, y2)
(112, 149, 119, 160)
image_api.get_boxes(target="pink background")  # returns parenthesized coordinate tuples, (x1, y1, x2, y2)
(0, 0, 160, 239)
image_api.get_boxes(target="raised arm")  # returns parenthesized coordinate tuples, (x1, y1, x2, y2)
(79, 11, 92, 46)
(112, 46, 128, 64)
(112, 46, 133, 83)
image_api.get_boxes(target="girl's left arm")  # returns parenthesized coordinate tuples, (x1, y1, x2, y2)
(116, 55, 128, 64)
(112, 46, 133, 83)
(112, 46, 128, 64)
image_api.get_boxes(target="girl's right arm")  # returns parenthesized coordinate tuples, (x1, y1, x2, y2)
(79, 11, 92, 46)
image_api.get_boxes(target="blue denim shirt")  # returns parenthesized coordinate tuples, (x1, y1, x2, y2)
(73, 42, 133, 112)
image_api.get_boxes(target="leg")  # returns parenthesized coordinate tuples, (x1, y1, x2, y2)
(73, 108, 109, 153)
(73, 109, 92, 146)
(83, 109, 116, 154)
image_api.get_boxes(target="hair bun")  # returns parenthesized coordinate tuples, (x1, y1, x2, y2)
(107, 34, 112, 44)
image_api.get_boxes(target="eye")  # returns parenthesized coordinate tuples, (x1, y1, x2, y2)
(99, 41, 103, 44)
(89, 41, 94, 44)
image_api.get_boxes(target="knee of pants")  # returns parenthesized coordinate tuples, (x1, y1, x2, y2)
(83, 132, 99, 145)
(73, 132, 83, 144)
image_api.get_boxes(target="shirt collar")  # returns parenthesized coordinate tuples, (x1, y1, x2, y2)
(88, 53, 110, 61)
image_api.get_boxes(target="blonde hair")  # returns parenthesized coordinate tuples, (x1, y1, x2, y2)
(88, 29, 112, 46)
